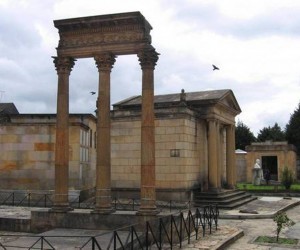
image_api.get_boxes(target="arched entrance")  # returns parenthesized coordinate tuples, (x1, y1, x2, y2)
(52, 12, 159, 215)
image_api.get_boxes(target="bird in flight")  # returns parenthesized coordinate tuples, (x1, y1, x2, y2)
(212, 64, 219, 71)
(90, 91, 96, 95)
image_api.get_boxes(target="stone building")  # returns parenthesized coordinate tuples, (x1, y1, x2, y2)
(0, 88, 241, 201)
(0, 104, 97, 196)
(245, 141, 297, 182)
(111, 89, 241, 200)
(235, 149, 247, 182)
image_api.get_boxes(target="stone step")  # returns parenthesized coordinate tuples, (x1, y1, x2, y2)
(193, 190, 256, 209)
(194, 193, 252, 205)
(194, 190, 247, 200)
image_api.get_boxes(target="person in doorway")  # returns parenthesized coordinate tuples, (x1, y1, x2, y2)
(264, 168, 271, 185)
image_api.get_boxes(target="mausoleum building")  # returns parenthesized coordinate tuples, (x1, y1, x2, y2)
(0, 88, 241, 201)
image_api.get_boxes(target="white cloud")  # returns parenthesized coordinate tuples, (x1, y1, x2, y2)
(0, 0, 300, 135)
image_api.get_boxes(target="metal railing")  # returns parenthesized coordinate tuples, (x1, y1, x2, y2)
(0, 204, 219, 250)
(0, 191, 192, 212)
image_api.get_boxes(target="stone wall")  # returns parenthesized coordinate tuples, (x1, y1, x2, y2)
(111, 114, 206, 198)
(245, 141, 297, 182)
(235, 150, 247, 182)
(0, 114, 96, 192)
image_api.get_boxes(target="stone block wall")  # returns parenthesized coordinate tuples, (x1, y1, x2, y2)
(0, 115, 96, 191)
(111, 113, 206, 199)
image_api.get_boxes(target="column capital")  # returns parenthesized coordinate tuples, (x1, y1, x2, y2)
(94, 53, 116, 72)
(207, 118, 218, 124)
(138, 48, 159, 70)
(53, 56, 75, 75)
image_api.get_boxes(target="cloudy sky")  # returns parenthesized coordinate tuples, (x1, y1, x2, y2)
(1, 0, 300, 135)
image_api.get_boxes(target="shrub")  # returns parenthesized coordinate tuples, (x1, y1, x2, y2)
(281, 167, 294, 190)
(273, 212, 295, 242)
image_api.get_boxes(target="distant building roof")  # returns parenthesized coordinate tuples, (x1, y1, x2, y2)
(113, 89, 241, 113)
(0, 103, 19, 114)
(235, 149, 247, 154)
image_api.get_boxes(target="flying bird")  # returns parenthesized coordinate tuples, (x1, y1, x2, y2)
(212, 64, 219, 71)
(90, 91, 96, 95)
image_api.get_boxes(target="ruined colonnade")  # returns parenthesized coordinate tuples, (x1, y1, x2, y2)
(52, 12, 159, 215)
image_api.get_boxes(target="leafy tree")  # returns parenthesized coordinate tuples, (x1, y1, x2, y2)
(280, 166, 294, 190)
(235, 121, 256, 150)
(273, 212, 294, 242)
(257, 123, 285, 142)
(286, 102, 300, 153)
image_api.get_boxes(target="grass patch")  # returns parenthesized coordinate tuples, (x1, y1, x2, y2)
(255, 236, 298, 245)
(237, 183, 300, 191)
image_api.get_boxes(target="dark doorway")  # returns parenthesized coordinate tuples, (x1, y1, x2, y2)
(262, 156, 278, 181)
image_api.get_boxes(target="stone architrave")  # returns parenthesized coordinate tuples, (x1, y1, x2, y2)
(52, 56, 75, 212)
(93, 53, 116, 214)
(137, 48, 159, 215)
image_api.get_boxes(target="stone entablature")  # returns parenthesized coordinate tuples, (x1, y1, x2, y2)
(246, 141, 296, 152)
(54, 11, 153, 58)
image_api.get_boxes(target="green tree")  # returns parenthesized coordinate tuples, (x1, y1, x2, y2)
(286, 102, 300, 153)
(273, 212, 294, 242)
(257, 123, 285, 142)
(235, 121, 256, 150)
(280, 166, 294, 190)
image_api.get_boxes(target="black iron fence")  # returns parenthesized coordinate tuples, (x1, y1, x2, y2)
(0, 191, 192, 212)
(0, 204, 219, 250)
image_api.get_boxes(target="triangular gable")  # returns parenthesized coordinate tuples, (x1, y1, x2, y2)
(218, 90, 241, 115)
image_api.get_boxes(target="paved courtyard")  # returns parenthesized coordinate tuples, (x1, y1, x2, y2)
(0, 196, 299, 249)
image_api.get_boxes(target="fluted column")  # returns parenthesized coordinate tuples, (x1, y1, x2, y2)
(208, 119, 219, 191)
(137, 48, 159, 215)
(226, 124, 236, 188)
(52, 56, 75, 212)
(93, 53, 116, 214)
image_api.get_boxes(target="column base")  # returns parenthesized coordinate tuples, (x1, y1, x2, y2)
(50, 205, 73, 213)
(91, 208, 115, 215)
(227, 184, 236, 189)
(208, 187, 222, 193)
(136, 207, 160, 216)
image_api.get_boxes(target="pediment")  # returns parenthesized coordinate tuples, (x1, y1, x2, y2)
(218, 91, 241, 115)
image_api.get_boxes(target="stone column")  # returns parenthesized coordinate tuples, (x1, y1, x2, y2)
(93, 53, 116, 214)
(226, 124, 236, 188)
(208, 119, 219, 191)
(52, 56, 75, 212)
(216, 122, 222, 188)
(137, 48, 159, 215)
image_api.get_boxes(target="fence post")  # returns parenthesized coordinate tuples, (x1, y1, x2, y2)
(159, 218, 162, 249)
(170, 215, 173, 249)
(146, 222, 149, 250)
(179, 212, 183, 248)
(131, 226, 134, 250)
(12, 192, 15, 206)
(28, 193, 31, 207)
(41, 236, 44, 249)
